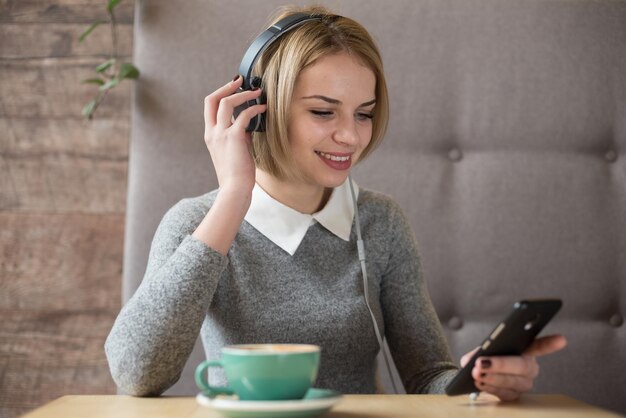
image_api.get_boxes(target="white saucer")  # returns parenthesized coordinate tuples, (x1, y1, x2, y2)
(196, 388, 342, 418)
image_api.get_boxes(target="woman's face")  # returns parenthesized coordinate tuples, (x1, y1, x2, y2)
(287, 51, 376, 190)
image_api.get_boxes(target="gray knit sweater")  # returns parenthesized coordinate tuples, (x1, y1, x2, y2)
(105, 188, 457, 396)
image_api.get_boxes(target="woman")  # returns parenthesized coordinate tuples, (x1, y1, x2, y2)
(105, 5, 566, 400)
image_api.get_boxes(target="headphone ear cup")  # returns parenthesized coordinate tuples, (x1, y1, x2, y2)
(233, 88, 267, 132)
(255, 89, 267, 132)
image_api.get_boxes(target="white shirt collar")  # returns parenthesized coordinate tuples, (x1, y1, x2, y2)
(244, 179, 358, 256)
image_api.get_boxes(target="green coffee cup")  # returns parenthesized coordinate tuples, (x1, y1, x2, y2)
(195, 344, 321, 401)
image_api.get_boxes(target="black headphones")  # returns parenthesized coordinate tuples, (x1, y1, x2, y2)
(233, 12, 323, 132)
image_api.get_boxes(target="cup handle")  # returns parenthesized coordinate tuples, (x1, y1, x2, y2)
(195, 360, 236, 398)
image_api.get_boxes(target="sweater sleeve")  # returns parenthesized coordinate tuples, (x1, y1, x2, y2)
(379, 201, 458, 394)
(104, 197, 229, 396)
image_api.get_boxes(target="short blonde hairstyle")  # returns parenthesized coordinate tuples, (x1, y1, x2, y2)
(251, 5, 389, 181)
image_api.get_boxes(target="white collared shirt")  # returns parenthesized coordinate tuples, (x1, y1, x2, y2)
(244, 179, 358, 255)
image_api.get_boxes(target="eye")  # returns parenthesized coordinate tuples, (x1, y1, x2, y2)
(310, 110, 334, 118)
(356, 112, 374, 121)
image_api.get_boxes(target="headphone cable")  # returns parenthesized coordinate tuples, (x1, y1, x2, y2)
(348, 174, 400, 395)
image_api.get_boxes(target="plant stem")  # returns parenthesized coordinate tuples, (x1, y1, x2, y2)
(109, 8, 119, 73)
(87, 89, 111, 120)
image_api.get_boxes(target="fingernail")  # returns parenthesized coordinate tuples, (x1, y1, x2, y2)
(251, 87, 260, 91)
(232, 75, 240, 82)
(480, 359, 492, 369)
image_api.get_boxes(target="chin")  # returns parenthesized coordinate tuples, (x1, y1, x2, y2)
(314, 173, 350, 189)
(299, 163, 353, 189)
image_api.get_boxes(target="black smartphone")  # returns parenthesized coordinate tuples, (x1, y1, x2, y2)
(445, 299, 562, 396)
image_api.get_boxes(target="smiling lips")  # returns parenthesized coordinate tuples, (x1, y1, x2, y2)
(315, 150, 353, 170)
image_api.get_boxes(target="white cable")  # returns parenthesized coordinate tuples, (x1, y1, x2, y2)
(348, 174, 399, 395)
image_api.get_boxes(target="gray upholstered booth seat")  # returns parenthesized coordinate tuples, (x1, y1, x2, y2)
(124, 0, 626, 414)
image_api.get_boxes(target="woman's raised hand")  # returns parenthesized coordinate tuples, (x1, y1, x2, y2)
(192, 77, 267, 255)
(203, 76, 267, 194)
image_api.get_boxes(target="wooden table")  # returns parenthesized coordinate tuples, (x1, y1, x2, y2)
(20, 394, 624, 418)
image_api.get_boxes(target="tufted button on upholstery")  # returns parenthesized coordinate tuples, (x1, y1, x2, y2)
(448, 148, 463, 162)
(448, 316, 464, 330)
(605, 150, 618, 162)
(609, 314, 623, 327)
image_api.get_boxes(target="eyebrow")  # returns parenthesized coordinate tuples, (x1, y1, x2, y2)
(301, 95, 376, 107)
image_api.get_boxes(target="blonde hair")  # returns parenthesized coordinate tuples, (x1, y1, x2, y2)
(251, 5, 389, 180)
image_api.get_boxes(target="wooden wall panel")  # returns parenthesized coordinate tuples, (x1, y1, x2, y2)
(0, 213, 124, 418)
(0, 118, 129, 158)
(0, 1, 134, 24)
(0, 1, 134, 417)
(0, 309, 118, 418)
(0, 23, 133, 58)
(0, 58, 131, 118)
(0, 213, 123, 310)
(0, 118, 129, 212)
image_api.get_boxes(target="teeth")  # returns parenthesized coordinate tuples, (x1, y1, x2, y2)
(317, 151, 351, 162)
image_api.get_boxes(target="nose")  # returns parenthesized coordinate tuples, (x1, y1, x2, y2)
(332, 115, 359, 146)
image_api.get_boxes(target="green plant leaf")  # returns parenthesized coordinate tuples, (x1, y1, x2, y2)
(99, 78, 120, 91)
(96, 59, 116, 73)
(82, 99, 97, 119)
(107, 0, 122, 13)
(82, 78, 106, 85)
(119, 63, 140, 80)
(79, 20, 106, 42)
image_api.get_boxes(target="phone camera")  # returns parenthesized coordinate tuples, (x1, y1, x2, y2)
(524, 314, 541, 331)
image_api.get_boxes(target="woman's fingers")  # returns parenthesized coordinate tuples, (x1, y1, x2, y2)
(474, 371, 533, 400)
(199, 77, 263, 194)
(215, 88, 264, 130)
(477, 382, 523, 402)
(475, 355, 539, 379)
(203, 77, 265, 145)
(460, 347, 479, 368)
(460, 335, 567, 402)
(231, 103, 267, 131)
(523, 335, 567, 357)
(473, 358, 536, 386)
(204, 76, 243, 127)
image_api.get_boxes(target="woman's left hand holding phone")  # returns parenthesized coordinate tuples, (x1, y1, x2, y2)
(193, 76, 267, 255)
(460, 335, 567, 401)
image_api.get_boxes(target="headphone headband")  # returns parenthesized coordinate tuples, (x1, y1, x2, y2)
(238, 13, 323, 89)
